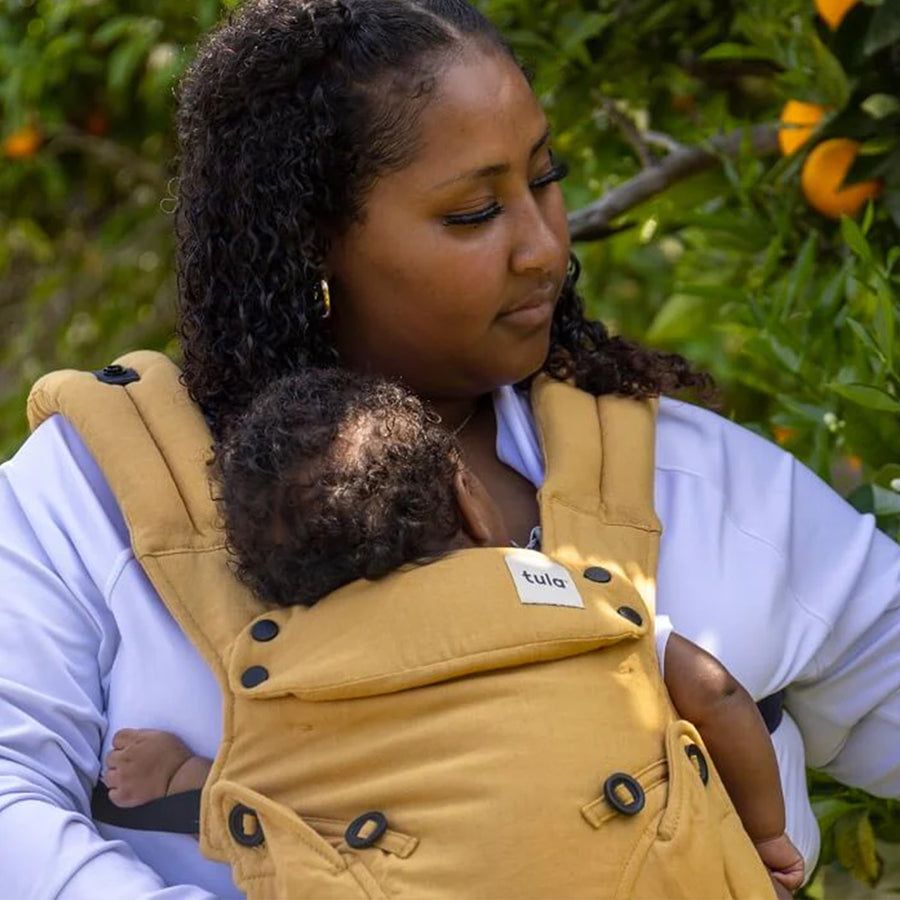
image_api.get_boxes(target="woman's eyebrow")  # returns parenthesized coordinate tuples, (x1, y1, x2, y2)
(430, 126, 552, 190)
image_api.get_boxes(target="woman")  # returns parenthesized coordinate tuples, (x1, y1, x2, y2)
(0, 1, 898, 896)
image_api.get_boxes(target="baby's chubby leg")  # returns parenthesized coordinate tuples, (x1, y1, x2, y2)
(104, 728, 207, 807)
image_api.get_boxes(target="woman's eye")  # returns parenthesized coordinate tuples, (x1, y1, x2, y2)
(530, 158, 569, 190)
(441, 157, 568, 228)
(442, 202, 503, 227)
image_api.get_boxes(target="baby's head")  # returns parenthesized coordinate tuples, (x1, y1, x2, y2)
(213, 369, 505, 607)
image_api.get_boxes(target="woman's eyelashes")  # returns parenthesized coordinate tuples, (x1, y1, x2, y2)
(530, 158, 569, 190)
(442, 158, 569, 227)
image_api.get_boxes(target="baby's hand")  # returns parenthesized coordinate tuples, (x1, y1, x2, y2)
(755, 833, 805, 896)
(104, 728, 193, 808)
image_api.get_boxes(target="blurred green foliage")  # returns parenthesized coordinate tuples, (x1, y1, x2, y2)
(1, 0, 899, 891)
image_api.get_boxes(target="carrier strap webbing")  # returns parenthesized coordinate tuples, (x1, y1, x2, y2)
(91, 783, 201, 834)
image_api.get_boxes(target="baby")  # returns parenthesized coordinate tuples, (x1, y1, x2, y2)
(103, 369, 804, 896)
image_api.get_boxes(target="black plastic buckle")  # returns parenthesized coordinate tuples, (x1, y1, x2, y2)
(344, 811, 388, 848)
(93, 364, 140, 386)
(685, 743, 710, 785)
(228, 803, 264, 847)
(603, 773, 645, 815)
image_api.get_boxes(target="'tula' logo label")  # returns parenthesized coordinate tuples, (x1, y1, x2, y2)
(504, 549, 584, 609)
(521, 571, 568, 589)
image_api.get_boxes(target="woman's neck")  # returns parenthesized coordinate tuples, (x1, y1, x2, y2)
(428, 395, 485, 435)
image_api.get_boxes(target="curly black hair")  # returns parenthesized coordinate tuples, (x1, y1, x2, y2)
(212, 368, 463, 607)
(175, 0, 711, 437)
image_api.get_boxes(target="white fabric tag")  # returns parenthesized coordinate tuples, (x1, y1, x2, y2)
(503, 549, 584, 608)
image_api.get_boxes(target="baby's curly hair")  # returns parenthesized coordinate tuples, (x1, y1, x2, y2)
(176, 0, 710, 437)
(212, 369, 463, 607)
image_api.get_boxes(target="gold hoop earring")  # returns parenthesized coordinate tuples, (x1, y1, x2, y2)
(320, 278, 331, 319)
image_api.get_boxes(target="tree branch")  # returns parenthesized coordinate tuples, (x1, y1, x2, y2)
(45, 127, 168, 190)
(567, 123, 779, 242)
(593, 92, 655, 168)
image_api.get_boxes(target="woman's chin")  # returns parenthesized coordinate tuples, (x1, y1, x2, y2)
(504, 334, 553, 385)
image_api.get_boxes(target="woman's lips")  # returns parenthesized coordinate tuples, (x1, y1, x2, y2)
(497, 283, 559, 328)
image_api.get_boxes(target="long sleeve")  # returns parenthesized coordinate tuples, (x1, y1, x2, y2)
(0, 416, 222, 899)
(654, 398, 900, 797)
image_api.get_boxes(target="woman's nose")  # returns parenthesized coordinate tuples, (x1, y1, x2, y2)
(509, 193, 567, 277)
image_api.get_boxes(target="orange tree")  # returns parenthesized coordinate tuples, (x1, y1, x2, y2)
(0, 0, 236, 457)
(2, 0, 900, 890)
(476, 0, 899, 891)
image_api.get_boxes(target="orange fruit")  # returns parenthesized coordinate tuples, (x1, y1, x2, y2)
(772, 425, 798, 446)
(671, 93, 696, 113)
(84, 111, 109, 137)
(2, 123, 42, 159)
(800, 138, 882, 219)
(814, 0, 860, 29)
(778, 100, 828, 155)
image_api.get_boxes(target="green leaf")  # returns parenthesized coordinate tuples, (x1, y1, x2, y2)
(861, 93, 900, 120)
(762, 333, 802, 374)
(816, 265, 849, 318)
(887, 247, 900, 275)
(834, 810, 883, 887)
(840, 216, 873, 263)
(827, 383, 900, 412)
(700, 42, 775, 62)
(779, 232, 817, 318)
(813, 797, 866, 834)
(885, 189, 900, 230)
(776, 394, 829, 424)
(874, 288, 895, 369)
(92, 16, 137, 49)
(108, 36, 151, 97)
(646, 294, 708, 343)
(846, 318, 885, 362)
(873, 463, 900, 491)
(558, 11, 611, 62)
(847, 484, 900, 516)
(859, 135, 900, 156)
(672, 283, 748, 303)
(864, 0, 900, 56)
(811, 35, 850, 107)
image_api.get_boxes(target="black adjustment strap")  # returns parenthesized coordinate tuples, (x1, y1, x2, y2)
(91, 783, 201, 834)
(756, 690, 785, 734)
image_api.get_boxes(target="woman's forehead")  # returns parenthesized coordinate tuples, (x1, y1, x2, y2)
(403, 50, 549, 190)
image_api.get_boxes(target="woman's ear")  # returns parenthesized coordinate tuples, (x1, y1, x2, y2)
(454, 465, 509, 547)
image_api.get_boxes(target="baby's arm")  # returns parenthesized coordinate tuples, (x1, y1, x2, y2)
(104, 729, 212, 807)
(664, 634, 805, 894)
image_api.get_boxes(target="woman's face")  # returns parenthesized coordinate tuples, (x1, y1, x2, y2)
(327, 47, 570, 401)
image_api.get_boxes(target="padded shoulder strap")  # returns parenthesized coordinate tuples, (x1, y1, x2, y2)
(29, 351, 218, 551)
(27, 350, 264, 669)
(531, 375, 661, 614)
(531, 375, 660, 531)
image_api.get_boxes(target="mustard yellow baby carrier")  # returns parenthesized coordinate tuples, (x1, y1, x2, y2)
(29, 351, 774, 899)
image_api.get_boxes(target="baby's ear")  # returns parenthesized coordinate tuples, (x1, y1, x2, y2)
(454, 466, 509, 547)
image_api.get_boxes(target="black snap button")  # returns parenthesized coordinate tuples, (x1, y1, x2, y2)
(583, 566, 612, 584)
(251, 619, 279, 642)
(603, 773, 645, 815)
(685, 744, 709, 785)
(240, 665, 269, 688)
(616, 606, 643, 627)
(345, 811, 388, 849)
(94, 364, 141, 386)
(228, 803, 264, 847)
